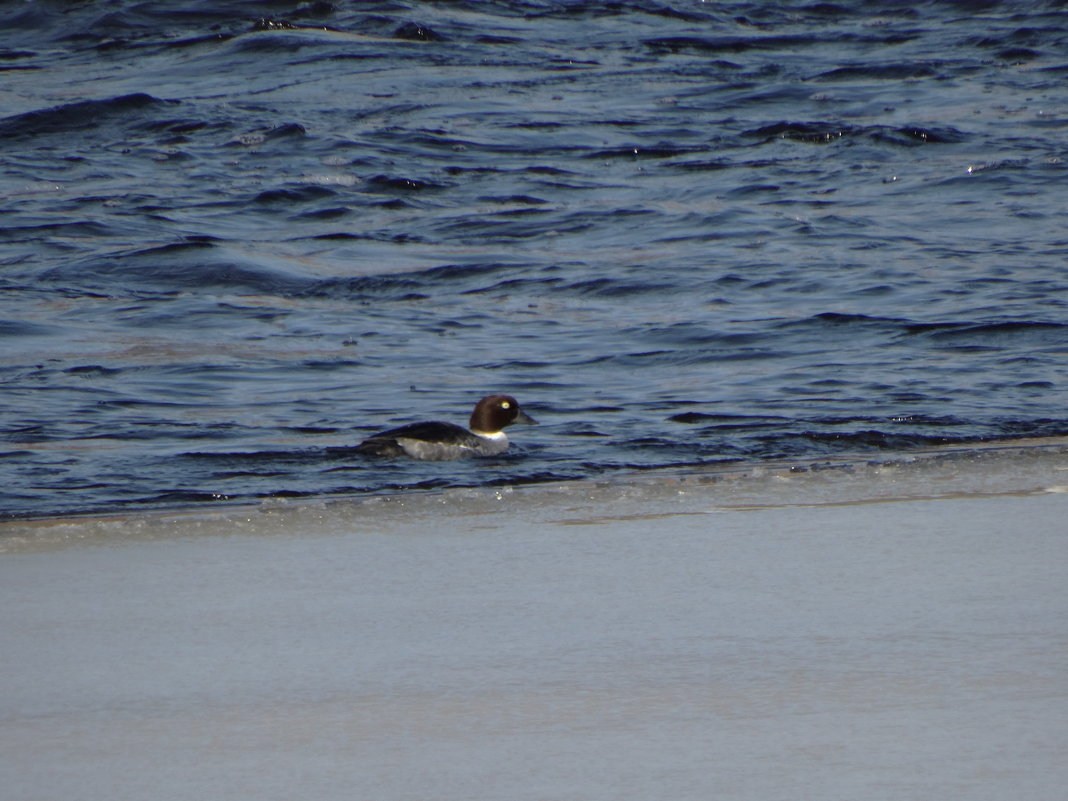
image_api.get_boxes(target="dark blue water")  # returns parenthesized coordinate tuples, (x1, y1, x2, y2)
(2, 1, 1067, 519)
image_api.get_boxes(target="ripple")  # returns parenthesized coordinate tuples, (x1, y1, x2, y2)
(3, 0, 1068, 519)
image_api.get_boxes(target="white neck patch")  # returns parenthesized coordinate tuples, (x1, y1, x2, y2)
(473, 430, 507, 441)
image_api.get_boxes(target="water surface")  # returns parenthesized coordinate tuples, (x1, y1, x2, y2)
(2, 0, 1067, 518)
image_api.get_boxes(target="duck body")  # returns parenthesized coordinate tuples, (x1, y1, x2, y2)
(356, 394, 537, 461)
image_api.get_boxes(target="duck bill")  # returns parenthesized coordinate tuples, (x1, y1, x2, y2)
(515, 410, 538, 425)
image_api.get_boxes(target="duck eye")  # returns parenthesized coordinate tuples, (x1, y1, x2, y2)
(500, 401, 511, 409)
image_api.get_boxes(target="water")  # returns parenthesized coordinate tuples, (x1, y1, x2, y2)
(2, 0, 1068, 519)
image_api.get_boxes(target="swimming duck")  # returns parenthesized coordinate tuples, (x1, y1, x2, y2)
(356, 394, 538, 460)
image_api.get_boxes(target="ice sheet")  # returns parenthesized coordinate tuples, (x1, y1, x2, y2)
(1, 442, 1067, 801)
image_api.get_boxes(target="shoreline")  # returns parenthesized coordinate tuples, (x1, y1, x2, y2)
(2, 435, 1067, 551)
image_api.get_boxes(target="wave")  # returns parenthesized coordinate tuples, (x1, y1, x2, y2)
(742, 121, 967, 145)
(643, 31, 915, 56)
(905, 321, 1068, 348)
(0, 93, 173, 140)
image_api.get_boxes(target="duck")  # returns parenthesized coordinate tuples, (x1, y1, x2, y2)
(356, 394, 538, 460)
